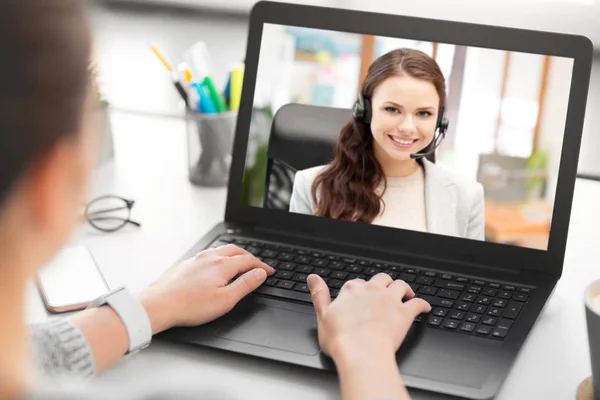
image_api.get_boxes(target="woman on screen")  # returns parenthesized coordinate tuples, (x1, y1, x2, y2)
(289, 48, 485, 240)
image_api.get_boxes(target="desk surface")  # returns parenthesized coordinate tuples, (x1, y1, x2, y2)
(27, 109, 600, 400)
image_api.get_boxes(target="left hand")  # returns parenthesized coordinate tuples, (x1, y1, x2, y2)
(139, 244, 275, 334)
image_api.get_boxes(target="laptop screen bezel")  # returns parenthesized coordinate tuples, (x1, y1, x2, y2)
(224, 0, 593, 276)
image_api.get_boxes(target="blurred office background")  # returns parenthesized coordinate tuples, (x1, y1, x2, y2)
(89, 0, 598, 250)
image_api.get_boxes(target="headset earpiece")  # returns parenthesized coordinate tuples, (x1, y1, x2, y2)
(352, 93, 364, 120)
(436, 106, 448, 136)
(435, 106, 444, 129)
(438, 117, 449, 136)
(352, 91, 371, 124)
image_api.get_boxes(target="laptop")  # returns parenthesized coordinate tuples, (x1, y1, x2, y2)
(157, 2, 593, 398)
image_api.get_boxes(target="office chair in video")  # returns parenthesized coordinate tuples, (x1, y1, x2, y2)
(263, 103, 436, 210)
(263, 103, 347, 210)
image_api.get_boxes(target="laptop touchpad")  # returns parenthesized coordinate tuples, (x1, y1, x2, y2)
(213, 301, 320, 356)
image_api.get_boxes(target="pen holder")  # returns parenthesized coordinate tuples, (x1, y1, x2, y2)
(186, 109, 237, 187)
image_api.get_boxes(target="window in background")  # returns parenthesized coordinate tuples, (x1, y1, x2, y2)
(451, 47, 504, 178)
(435, 43, 457, 90)
(495, 52, 547, 158)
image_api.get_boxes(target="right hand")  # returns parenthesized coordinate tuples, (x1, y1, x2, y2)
(307, 273, 431, 362)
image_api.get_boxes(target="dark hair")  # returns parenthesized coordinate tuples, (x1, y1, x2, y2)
(0, 1, 91, 206)
(311, 48, 446, 223)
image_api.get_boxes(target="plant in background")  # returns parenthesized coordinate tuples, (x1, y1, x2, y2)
(526, 149, 549, 200)
(241, 104, 273, 207)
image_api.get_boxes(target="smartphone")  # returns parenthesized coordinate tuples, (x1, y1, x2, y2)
(36, 246, 110, 313)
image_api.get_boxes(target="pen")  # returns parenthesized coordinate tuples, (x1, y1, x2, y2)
(177, 62, 195, 106)
(150, 43, 189, 107)
(177, 62, 193, 87)
(223, 72, 232, 108)
(203, 76, 227, 112)
(229, 63, 244, 110)
(192, 82, 217, 114)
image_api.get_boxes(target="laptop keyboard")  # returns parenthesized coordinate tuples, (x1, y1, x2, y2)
(212, 235, 533, 341)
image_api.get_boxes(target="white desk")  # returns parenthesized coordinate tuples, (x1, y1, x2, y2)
(27, 109, 600, 399)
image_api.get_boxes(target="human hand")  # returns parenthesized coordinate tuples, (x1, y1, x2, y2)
(307, 273, 431, 364)
(139, 244, 275, 334)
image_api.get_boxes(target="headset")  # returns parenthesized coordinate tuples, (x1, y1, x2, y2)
(352, 91, 450, 159)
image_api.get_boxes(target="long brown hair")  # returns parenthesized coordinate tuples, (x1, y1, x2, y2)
(310, 48, 446, 223)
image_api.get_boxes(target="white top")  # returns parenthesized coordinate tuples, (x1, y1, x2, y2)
(372, 167, 427, 232)
(289, 158, 485, 240)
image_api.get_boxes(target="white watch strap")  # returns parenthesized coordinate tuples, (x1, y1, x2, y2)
(88, 286, 152, 355)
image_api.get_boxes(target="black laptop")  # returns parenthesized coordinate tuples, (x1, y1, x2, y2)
(157, 2, 593, 398)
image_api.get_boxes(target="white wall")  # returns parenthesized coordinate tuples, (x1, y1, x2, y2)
(254, 23, 295, 111)
(102, 0, 600, 46)
(333, 0, 599, 46)
(578, 54, 600, 177)
(446, 47, 504, 179)
(537, 56, 574, 201)
(496, 52, 544, 158)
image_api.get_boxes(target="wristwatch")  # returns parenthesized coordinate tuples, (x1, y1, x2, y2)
(87, 286, 152, 355)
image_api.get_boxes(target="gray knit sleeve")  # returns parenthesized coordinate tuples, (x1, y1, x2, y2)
(29, 318, 96, 378)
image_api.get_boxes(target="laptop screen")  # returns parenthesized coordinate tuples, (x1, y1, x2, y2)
(240, 22, 575, 252)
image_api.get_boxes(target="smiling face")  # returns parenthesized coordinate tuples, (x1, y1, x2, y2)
(369, 74, 440, 168)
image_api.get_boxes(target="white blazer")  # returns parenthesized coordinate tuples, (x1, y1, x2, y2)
(289, 158, 485, 240)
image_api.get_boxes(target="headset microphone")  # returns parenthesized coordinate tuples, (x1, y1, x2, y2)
(410, 115, 449, 159)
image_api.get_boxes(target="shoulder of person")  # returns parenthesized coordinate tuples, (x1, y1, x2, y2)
(294, 165, 328, 188)
(424, 160, 483, 200)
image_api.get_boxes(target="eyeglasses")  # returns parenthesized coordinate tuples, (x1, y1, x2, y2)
(84, 195, 141, 233)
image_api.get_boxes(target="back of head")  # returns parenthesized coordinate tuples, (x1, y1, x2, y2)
(0, 0, 91, 207)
